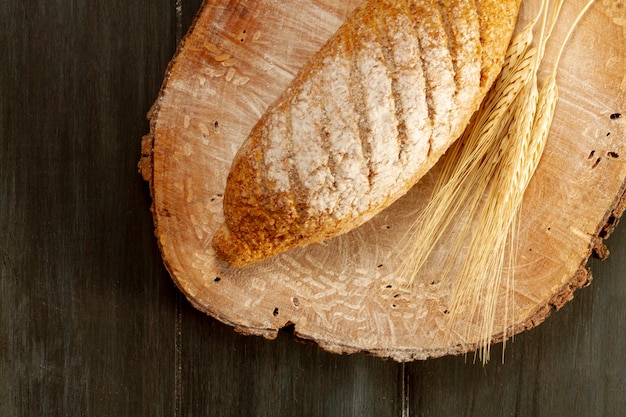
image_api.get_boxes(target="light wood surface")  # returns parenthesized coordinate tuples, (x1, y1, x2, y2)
(143, 0, 626, 360)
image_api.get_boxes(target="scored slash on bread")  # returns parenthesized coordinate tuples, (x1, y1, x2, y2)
(212, 0, 521, 267)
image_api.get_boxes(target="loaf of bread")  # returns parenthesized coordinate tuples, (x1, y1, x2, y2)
(212, 0, 521, 267)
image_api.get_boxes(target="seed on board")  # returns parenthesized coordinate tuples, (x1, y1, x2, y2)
(215, 53, 231, 62)
(204, 42, 221, 55)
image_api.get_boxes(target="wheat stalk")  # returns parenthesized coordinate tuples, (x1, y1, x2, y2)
(397, 37, 538, 281)
(444, 0, 568, 362)
(447, 76, 541, 361)
(397, 0, 595, 362)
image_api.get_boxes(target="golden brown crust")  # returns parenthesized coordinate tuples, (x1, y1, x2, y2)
(213, 0, 521, 267)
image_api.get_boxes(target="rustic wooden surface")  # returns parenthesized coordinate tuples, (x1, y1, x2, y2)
(1, 0, 624, 416)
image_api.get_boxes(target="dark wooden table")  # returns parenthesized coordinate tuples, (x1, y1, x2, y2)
(2, 1, 625, 415)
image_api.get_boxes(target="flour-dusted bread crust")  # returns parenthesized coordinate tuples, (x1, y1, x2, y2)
(213, 0, 521, 267)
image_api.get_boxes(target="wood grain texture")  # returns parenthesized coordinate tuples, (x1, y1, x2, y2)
(178, 303, 403, 416)
(408, 225, 626, 416)
(0, 0, 180, 414)
(0, 0, 402, 415)
(2, 0, 625, 416)
(145, 0, 626, 360)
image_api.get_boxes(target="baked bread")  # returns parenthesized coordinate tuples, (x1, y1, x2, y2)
(213, 0, 521, 267)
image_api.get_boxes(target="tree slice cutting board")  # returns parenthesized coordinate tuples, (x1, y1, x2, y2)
(140, 0, 626, 361)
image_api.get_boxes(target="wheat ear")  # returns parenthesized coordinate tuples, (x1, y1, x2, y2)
(396, 0, 595, 362)
(397, 32, 538, 282)
(444, 0, 595, 362)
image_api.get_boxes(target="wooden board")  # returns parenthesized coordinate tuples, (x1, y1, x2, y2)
(141, 0, 626, 360)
